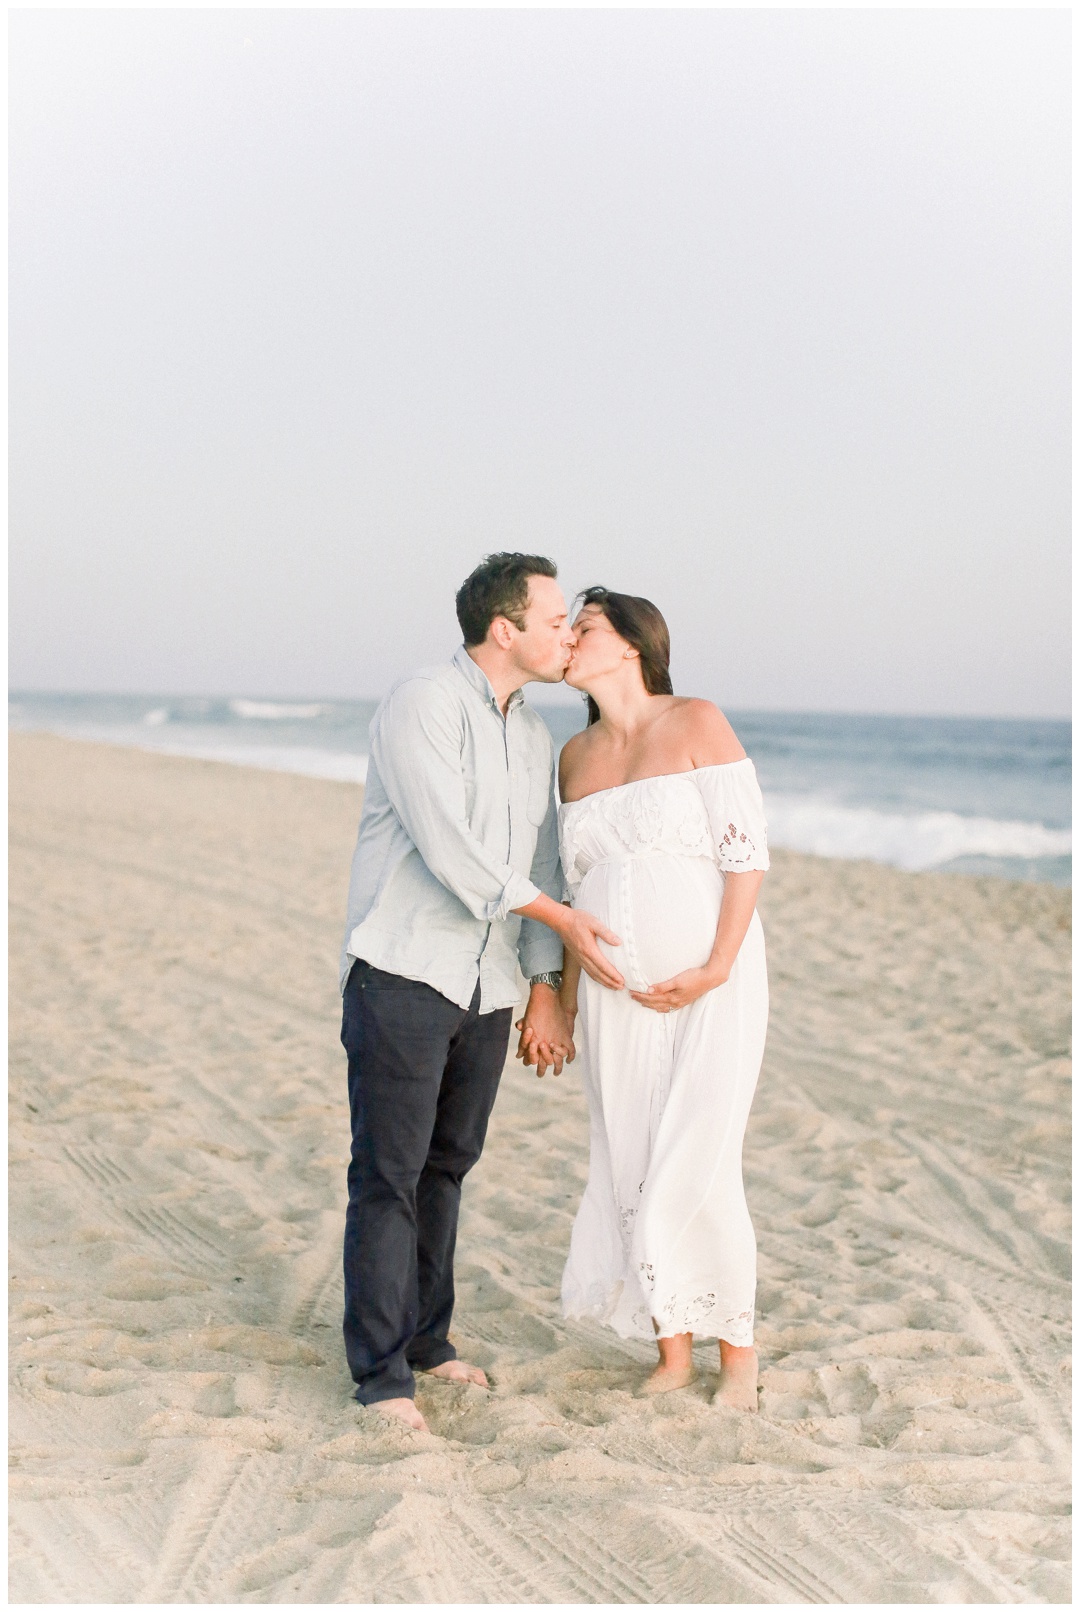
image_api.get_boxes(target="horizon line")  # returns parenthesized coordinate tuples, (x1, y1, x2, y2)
(7, 687, 1072, 726)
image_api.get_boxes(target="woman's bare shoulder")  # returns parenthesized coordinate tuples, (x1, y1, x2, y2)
(558, 726, 597, 799)
(669, 698, 746, 766)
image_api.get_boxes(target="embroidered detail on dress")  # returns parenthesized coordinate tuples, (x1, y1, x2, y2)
(614, 1193, 640, 1248)
(596, 783, 701, 859)
(652, 1295, 755, 1342)
(678, 811, 707, 848)
(639, 1261, 656, 1291)
(716, 1307, 756, 1346)
(718, 820, 759, 867)
(661, 1291, 715, 1325)
(559, 769, 769, 891)
(558, 774, 717, 894)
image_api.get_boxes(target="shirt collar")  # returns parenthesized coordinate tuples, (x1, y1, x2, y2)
(452, 644, 525, 714)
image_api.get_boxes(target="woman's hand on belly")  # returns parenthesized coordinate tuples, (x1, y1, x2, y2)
(628, 962, 728, 1014)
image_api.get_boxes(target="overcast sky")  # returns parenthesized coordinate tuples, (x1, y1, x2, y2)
(9, 8, 1070, 716)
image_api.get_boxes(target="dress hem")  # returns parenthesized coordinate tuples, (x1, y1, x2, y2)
(562, 1297, 755, 1348)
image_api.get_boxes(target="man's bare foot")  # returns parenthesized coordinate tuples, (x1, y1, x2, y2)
(714, 1344, 758, 1412)
(636, 1363, 698, 1397)
(368, 1397, 430, 1432)
(422, 1359, 489, 1389)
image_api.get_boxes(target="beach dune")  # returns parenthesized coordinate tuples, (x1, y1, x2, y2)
(9, 733, 1071, 1603)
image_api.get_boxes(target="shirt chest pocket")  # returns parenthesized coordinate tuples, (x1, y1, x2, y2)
(526, 764, 553, 827)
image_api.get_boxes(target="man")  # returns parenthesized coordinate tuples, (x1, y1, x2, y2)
(339, 553, 624, 1430)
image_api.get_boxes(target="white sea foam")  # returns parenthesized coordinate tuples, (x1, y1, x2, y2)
(119, 738, 368, 784)
(228, 699, 326, 720)
(11, 714, 1069, 876)
(12, 721, 369, 784)
(765, 793, 1070, 872)
(125, 755, 1068, 869)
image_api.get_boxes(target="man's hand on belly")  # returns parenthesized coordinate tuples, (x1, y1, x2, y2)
(513, 893, 625, 991)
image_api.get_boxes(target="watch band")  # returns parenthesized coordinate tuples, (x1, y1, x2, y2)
(529, 970, 564, 992)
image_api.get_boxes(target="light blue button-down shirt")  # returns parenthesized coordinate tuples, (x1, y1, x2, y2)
(340, 646, 565, 1011)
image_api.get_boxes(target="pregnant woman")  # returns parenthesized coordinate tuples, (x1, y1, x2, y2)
(555, 587, 770, 1410)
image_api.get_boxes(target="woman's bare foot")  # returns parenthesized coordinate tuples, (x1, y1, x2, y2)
(714, 1342, 758, 1412)
(422, 1359, 489, 1388)
(636, 1362, 697, 1397)
(369, 1397, 430, 1432)
(638, 1329, 697, 1396)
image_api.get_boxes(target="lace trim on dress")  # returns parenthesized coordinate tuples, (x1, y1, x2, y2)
(638, 1259, 753, 1340)
(559, 779, 713, 894)
(716, 819, 762, 869)
(655, 1291, 755, 1344)
(614, 1179, 647, 1250)
(566, 1270, 755, 1346)
(558, 762, 769, 892)
(615, 1195, 639, 1245)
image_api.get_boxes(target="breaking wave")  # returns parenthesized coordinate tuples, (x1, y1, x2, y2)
(227, 699, 327, 720)
(765, 793, 1070, 872)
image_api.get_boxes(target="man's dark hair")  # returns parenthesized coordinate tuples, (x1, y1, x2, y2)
(455, 553, 558, 646)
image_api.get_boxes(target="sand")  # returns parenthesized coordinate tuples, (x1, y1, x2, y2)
(8, 731, 1071, 1604)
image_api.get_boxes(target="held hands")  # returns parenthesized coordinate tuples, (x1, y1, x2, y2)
(629, 963, 729, 1014)
(515, 986, 576, 1078)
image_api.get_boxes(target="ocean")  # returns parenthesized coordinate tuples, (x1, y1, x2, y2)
(9, 692, 1071, 886)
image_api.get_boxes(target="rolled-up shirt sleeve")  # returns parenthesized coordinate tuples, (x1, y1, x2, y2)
(371, 680, 540, 921)
(518, 758, 565, 978)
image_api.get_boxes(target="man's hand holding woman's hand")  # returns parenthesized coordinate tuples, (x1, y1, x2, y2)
(512, 892, 625, 1073)
(516, 984, 576, 1078)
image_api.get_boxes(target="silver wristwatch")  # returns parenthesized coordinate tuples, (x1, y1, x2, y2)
(529, 970, 563, 992)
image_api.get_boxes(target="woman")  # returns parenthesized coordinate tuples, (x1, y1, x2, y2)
(556, 587, 769, 1410)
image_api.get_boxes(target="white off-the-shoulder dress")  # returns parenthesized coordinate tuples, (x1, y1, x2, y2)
(558, 760, 770, 1345)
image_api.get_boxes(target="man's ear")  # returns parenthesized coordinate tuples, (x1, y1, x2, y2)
(489, 616, 517, 651)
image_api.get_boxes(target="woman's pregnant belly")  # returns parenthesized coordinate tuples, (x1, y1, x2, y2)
(576, 853, 723, 993)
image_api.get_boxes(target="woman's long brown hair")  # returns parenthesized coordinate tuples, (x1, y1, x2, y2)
(576, 586, 673, 725)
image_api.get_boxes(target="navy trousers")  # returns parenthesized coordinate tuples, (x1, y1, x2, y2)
(341, 960, 512, 1404)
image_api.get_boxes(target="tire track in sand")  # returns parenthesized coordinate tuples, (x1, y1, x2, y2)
(64, 1144, 237, 1277)
(481, 1503, 686, 1603)
(142, 1450, 253, 1599)
(893, 1126, 1068, 1282)
(954, 1286, 1071, 1467)
(287, 1213, 344, 1337)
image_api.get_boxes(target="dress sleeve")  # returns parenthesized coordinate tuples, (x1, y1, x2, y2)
(693, 762, 771, 873)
